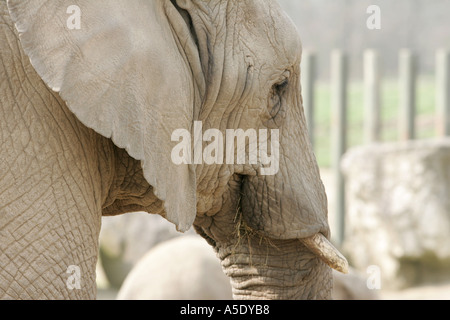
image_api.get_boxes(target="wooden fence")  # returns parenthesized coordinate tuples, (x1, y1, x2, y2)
(302, 49, 450, 245)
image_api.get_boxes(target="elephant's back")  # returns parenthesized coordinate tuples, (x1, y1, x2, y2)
(117, 236, 233, 300)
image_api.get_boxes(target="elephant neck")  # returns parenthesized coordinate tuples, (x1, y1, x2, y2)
(101, 146, 164, 217)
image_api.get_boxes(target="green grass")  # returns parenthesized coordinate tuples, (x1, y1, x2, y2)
(310, 76, 437, 167)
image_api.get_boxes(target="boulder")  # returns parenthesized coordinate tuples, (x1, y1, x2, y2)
(341, 138, 450, 289)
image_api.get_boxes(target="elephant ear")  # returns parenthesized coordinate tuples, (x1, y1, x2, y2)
(7, 0, 202, 232)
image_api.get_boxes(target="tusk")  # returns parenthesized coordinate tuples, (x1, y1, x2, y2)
(300, 234, 349, 274)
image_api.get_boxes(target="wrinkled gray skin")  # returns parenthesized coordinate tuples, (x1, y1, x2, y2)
(0, 0, 332, 299)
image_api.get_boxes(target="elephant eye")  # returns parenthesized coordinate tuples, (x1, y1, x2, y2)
(273, 78, 289, 95)
(267, 77, 289, 123)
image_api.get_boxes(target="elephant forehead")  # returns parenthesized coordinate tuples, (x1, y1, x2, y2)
(238, 0, 302, 67)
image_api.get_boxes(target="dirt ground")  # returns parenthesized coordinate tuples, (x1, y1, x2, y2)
(379, 282, 450, 300)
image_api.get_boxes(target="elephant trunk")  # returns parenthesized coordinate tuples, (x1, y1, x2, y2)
(217, 237, 333, 299)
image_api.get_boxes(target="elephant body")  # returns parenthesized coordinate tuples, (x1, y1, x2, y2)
(1, 2, 103, 298)
(1, 0, 346, 300)
(0, 1, 163, 298)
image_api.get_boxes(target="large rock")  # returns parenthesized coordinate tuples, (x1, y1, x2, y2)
(99, 212, 194, 288)
(341, 138, 450, 289)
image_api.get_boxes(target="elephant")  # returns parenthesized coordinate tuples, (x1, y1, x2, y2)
(116, 236, 233, 300)
(0, 0, 348, 300)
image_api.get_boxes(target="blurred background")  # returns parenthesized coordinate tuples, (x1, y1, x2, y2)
(97, 0, 450, 299)
(280, 0, 450, 166)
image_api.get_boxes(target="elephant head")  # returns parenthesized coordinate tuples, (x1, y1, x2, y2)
(3, 0, 347, 299)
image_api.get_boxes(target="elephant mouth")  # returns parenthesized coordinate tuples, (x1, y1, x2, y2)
(300, 233, 348, 274)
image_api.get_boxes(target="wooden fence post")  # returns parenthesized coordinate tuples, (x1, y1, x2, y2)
(302, 50, 316, 148)
(398, 49, 417, 141)
(331, 50, 348, 245)
(436, 49, 450, 137)
(364, 49, 381, 143)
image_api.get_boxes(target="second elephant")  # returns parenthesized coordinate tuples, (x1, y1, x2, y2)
(116, 236, 233, 300)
